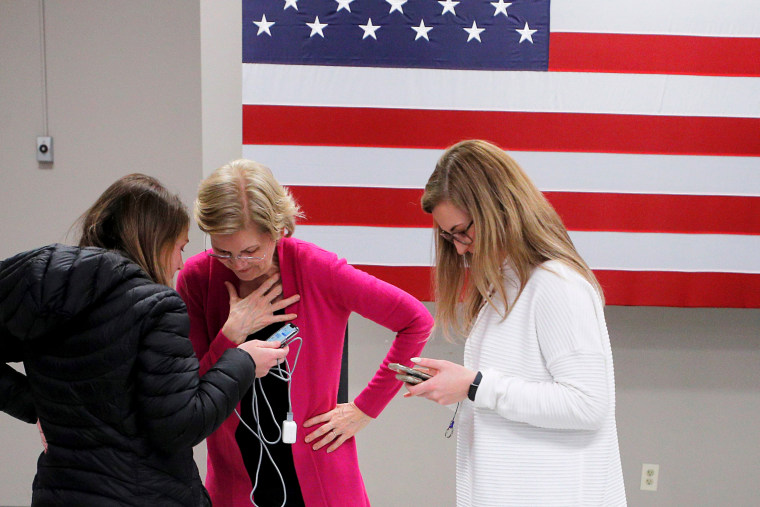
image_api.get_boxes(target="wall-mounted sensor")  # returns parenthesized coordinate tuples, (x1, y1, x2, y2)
(37, 136, 53, 163)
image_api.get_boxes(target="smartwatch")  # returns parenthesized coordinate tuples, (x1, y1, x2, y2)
(467, 371, 483, 402)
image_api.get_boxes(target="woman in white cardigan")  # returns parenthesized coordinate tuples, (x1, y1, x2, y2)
(404, 140, 627, 506)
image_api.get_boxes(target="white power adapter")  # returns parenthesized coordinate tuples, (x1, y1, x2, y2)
(282, 414, 297, 444)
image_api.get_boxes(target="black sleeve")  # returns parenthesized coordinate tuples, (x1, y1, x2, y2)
(0, 326, 36, 423)
(0, 363, 36, 424)
(135, 291, 256, 453)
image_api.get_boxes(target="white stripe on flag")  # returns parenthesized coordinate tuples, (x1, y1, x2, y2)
(242, 145, 760, 197)
(551, 0, 760, 36)
(243, 64, 760, 118)
(293, 226, 760, 273)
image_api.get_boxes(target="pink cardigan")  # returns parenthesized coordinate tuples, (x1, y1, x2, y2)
(176, 236, 433, 506)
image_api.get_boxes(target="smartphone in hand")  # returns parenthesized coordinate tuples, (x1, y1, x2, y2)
(266, 323, 299, 348)
(389, 362, 432, 385)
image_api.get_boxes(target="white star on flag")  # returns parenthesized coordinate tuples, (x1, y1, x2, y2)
(386, 0, 407, 14)
(307, 16, 327, 38)
(464, 21, 485, 42)
(335, 0, 354, 12)
(360, 18, 381, 39)
(411, 20, 433, 41)
(253, 14, 275, 36)
(516, 22, 537, 43)
(438, 0, 459, 15)
(283, 0, 298, 10)
(491, 0, 512, 17)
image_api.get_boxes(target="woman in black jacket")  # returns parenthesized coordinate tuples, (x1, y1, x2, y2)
(0, 174, 289, 506)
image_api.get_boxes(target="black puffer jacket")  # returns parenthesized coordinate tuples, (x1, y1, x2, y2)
(0, 244, 256, 506)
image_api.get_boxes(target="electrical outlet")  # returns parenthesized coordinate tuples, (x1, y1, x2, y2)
(37, 136, 53, 163)
(640, 463, 659, 491)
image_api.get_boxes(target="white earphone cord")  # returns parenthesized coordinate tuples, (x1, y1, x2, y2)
(234, 336, 304, 507)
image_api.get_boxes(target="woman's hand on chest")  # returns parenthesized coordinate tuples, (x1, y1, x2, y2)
(221, 272, 301, 344)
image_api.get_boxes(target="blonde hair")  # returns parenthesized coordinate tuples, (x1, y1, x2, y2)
(421, 140, 603, 338)
(77, 173, 189, 286)
(194, 159, 303, 239)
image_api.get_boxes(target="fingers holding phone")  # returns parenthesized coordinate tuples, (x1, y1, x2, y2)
(266, 323, 299, 349)
(402, 357, 476, 406)
(389, 362, 433, 385)
(238, 340, 289, 377)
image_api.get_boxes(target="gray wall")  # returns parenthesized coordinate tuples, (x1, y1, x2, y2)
(1, 2, 759, 506)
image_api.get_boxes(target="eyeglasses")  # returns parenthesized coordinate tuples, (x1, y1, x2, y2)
(439, 220, 474, 245)
(204, 236, 267, 263)
(207, 250, 266, 262)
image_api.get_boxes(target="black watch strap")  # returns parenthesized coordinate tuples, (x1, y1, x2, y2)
(468, 371, 483, 402)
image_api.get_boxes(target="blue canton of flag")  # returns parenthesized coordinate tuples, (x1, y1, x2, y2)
(243, 0, 550, 70)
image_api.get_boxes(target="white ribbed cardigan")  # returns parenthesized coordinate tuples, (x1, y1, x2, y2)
(457, 261, 626, 506)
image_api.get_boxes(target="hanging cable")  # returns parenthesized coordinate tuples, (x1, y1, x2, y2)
(38, 0, 49, 136)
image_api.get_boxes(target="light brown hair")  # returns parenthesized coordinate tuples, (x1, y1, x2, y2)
(421, 140, 603, 338)
(77, 173, 189, 286)
(194, 159, 303, 239)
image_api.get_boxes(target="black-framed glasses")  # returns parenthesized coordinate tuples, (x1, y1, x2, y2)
(439, 220, 474, 245)
(204, 236, 267, 263)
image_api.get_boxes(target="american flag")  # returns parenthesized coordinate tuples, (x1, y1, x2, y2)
(241, 0, 760, 307)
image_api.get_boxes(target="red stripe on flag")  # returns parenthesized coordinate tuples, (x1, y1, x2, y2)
(290, 186, 428, 227)
(243, 105, 760, 157)
(288, 186, 760, 235)
(547, 192, 760, 235)
(355, 265, 760, 307)
(355, 266, 434, 304)
(549, 33, 760, 77)
(594, 270, 760, 307)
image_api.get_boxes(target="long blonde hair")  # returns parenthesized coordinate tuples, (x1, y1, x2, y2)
(421, 140, 603, 338)
(194, 159, 303, 239)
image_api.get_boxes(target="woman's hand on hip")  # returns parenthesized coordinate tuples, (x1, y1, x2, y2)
(221, 274, 300, 344)
(238, 340, 290, 378)
(303, 402, 372, 453)
(403, 357, 476, 406)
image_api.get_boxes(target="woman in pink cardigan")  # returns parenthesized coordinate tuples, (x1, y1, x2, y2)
(176, 159, 433, 507)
